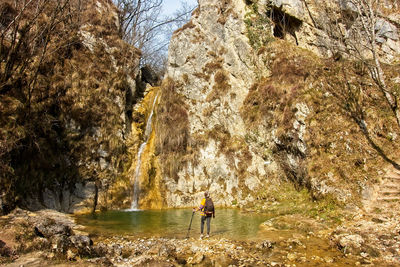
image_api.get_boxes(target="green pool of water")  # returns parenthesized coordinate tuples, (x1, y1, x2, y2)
(75, 209, 269, 240)
(75, 209, 364, 266)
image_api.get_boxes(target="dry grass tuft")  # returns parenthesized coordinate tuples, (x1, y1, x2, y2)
(241, 78, 299, 129)
(203, 58, 223, 74)
(173, 20, 195, 35)
(206, 70, 231, 102)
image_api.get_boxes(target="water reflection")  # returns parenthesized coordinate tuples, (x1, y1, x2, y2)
(76, 209, 268, 240)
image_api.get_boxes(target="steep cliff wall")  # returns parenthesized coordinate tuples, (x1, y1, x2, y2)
(157, 0, 272, 207)
(258, 0, 400, 62)
(0, 0, 142, 214)
(153, 0, 400, 208)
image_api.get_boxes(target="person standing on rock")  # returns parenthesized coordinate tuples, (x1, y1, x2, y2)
(193, 191, 215, 239)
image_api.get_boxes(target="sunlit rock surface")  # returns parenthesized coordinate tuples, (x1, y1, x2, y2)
(155, 0, 400, 208)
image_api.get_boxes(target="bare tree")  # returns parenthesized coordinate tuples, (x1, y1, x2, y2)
(322, 0, 400, 129)
(0, 0, 85, 212)
(0, 0, 81, 99)
(115, 0, 163, 48)
(114, 0, 196, 75)
(320, 0, 400, 169)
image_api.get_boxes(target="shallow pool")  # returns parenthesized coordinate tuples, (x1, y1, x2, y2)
(75, 209, 269, 240)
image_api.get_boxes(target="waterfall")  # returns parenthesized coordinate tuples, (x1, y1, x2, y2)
(130, 94, 158, 210)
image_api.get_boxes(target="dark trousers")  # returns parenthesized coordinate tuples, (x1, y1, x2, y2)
(201, 216, 211, 234)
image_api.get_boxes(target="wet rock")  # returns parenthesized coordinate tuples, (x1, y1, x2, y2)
(257, 240, 275, 249)
(34, 219, 72, 238)
(69, 235, 93, 255)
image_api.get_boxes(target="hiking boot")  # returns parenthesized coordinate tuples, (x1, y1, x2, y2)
(199, 234, 204, 240)
(206, 234, 210, 238)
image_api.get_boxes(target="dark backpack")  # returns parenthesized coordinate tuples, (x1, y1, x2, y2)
(204, 197, 214, 215)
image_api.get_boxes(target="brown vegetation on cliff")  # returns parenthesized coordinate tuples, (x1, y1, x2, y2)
(0, 0, 140, 213)
(242, 39, 400, 202)
(155, 78, 190, 181)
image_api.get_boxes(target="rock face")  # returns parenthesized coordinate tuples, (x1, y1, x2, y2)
(22, 182, 98, 214)
(260, 0, 400, 62)
(151, 0, 400, 208)
(162, 0, 272, 207)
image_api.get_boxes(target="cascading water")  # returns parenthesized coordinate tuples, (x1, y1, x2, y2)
(130, 94, 158, 210)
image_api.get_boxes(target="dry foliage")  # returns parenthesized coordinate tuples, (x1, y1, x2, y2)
(242, 39, 399, 200)
(242, 41, 315, 128)
(203, 60, 223, 74)
(206, 70, 232, 102)
(173, 20, 195, 35)
(155, 78, 190, 181)
(0, 0, 140, 212)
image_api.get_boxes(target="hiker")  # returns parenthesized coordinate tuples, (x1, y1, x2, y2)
(193, 191, 215, 238)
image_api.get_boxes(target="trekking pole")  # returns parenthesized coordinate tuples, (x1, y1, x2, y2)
(186, 211, 195, 239)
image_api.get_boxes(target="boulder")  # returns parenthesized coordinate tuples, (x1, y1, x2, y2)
(375, 18, 399, 43)
(93, 242, 110, 257)
(0, 239, 15, 258)
(69, 235, 93, 256)
(51, 234, 72, 254)
(335, 234, 365, 254)
(34, 219, 72, 238)
(67, 249, 77, 261)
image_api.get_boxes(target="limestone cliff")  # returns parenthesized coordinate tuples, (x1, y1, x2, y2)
(261, 0, 400, 62)
(157, 0, 269, 207)
(151, 0, 400, 208)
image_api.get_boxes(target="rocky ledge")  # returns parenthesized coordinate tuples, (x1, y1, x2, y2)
(0, 209, 96, 264)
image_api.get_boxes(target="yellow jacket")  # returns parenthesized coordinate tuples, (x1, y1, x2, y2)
(199, 198, 206, 216)
(198, 197, 214, 217)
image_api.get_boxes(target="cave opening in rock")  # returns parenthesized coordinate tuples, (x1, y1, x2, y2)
(268, 7, 302, 44)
